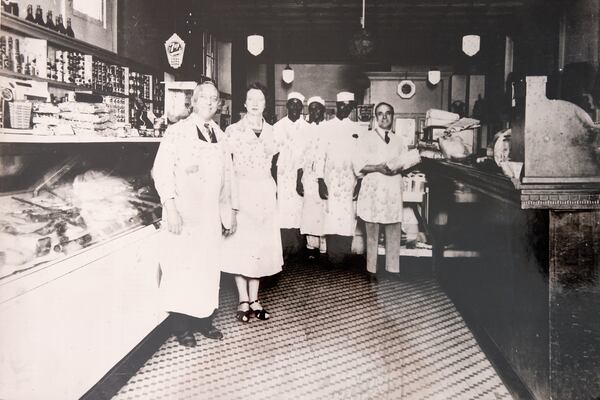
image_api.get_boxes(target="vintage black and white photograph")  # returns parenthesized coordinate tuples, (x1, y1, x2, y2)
(0, 0, 599, 399)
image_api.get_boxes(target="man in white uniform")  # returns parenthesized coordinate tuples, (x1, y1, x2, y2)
(354, 102, 408, 279)
(318, 91, 362, 265)
(273, 92, 308, 258)
(297, 96, 328, 259)
(152, 82, 237, 347)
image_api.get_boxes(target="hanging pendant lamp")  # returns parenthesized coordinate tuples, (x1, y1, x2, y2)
(282, 64, 294, 84)
(462, 35, 480, 56)
(428, 69, 441, 85)
(247, 34, 264, 56)
(349, 0, 375, 58)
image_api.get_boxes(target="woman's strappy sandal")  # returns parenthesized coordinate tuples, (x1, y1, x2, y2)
(249, 300, 270, 320)
(236, 301, 251, 323)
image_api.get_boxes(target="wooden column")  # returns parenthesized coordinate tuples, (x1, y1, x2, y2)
(549, 210, 600, 399)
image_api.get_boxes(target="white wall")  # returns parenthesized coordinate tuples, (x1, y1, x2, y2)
(14, 0, 117, 52)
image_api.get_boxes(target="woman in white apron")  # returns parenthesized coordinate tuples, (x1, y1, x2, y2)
(152, 82, 236, 347)
(221, 82, 283, 322)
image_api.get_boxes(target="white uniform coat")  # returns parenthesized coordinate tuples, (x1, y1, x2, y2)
(152, 115, 236, 319)
(319, 117, 361, 236)
(221, 117, 284, 278)
(299, 120, 327, 236)
(273, 116, 308, 229)
(354, 127, 408, 224)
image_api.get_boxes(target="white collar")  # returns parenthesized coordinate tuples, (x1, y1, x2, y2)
(287, 116, 304, 125)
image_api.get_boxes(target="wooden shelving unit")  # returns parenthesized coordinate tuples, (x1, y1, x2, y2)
(0, 11, 161, 74)
(0, 68, 129, 98)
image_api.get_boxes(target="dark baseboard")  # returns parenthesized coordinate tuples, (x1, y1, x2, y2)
(80, 316, 172, 400)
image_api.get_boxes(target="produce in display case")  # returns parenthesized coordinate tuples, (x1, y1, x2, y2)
(0, 147, 161, 280)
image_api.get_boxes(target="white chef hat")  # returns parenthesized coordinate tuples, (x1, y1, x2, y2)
(287, 92, 305, 103)
(336, 91, 355, 102)
(308, 96, 325, 106)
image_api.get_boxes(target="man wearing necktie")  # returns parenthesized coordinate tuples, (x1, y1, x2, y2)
(152, 81, 238, 347)
(353, 102, 408, 280)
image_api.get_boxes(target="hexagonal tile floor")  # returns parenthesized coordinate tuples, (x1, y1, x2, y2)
(112, 263, 513, 400)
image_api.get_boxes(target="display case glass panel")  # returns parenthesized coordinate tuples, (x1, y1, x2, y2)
(0, 143, 160, 279)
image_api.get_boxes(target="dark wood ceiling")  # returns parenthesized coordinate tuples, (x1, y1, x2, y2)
(134, 0, 561, 68)
(186, 0, 538, 36)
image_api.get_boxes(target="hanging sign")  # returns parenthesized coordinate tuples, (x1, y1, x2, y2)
(165, 33, 186, 69)
(398, 80, 416, 99)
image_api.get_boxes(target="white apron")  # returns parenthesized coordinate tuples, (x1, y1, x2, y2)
(300, 121, 327, 236)
(273, 116, 308, 229)
(320, 117, 361, 236)
(355, 128, 408, 224)
(221, 117, 284, 278)
(152, 116, 232, 319)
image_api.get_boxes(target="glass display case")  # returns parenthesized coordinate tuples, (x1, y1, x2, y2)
(0, 141, 161, 280)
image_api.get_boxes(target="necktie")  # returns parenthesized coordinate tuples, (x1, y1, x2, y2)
(204, 123, 218, 143)
(384, 131, 390, 144)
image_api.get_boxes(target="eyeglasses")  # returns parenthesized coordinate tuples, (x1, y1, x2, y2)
(197, 95, 219, 103)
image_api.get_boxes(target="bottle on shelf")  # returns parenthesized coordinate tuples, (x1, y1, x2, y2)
(53, 15, 61, 32)
(34, 5, 45, 26)
(23, 56, 31, 75)
(46, 10, 55, 30)
(0, 36, 7, 70)
(14, 38, 21, 74)
(66, 18, 75, 38)
(25, 4, 35, 22)
(57, 14, 67, 34)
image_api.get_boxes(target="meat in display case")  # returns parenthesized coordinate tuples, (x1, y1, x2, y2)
(0, 143, 161, 279)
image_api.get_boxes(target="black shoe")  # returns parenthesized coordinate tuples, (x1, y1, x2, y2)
(236, 301, 252, 323)
(320, 254, 335, 270)
(382, 270, 402, 281)
(175, 330, 197, 348)
(198, 322, 224, 340)
(366, 271, 378, 283)
(249, 300, 270, 320)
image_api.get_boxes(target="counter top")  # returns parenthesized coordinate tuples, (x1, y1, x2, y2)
(421, 158, 521, 206)
(422, 158, 600, 210)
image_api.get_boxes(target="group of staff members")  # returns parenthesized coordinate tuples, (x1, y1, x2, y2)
(275, 90, 408, 277)
(152, 80, 408, 348)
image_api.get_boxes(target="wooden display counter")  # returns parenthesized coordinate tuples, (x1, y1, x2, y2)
(423, 158, 599, 399)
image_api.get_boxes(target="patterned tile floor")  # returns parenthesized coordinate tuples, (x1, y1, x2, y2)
(112, 262, 513, 400)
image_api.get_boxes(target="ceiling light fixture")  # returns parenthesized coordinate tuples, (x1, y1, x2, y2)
(282, 64, 294, 84)
(428, 69, 441, 85)
(247, 34, 264, 56)
(349, 0, 375, 58)
(462, 35, 480, 57)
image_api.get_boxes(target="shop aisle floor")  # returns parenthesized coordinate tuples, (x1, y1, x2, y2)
(112, 261, 513, 400)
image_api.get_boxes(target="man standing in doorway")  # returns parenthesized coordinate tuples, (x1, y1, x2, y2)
(274, 92, 308, 260)
(318, 91, 362, 266)
(152, 81, 237, 348)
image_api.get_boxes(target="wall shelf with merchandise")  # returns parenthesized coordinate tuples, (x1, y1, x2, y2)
(1, 11, 166, 138)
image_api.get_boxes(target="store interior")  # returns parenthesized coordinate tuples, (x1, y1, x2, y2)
(1, 0, 599, 399)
